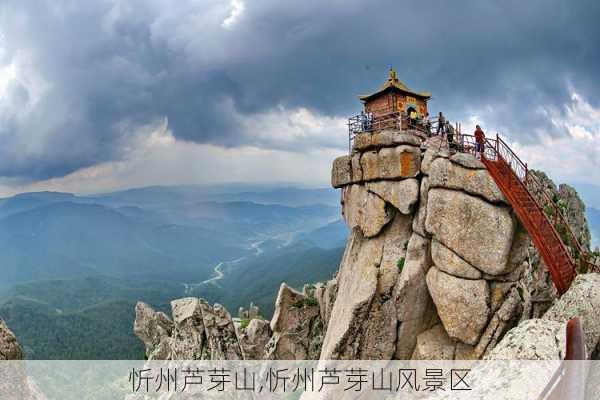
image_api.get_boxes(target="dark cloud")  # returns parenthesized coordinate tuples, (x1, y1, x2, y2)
(1, 0, 599, 181)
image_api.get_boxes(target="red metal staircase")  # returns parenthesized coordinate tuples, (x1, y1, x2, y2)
(454, 134, 594, 294)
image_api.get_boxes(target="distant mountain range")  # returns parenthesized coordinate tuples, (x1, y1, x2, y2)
(0, 186, 342, 285)
(0, 184, 348, 359)
(3, 183, 594, 360)
(588, 207, 600, 248)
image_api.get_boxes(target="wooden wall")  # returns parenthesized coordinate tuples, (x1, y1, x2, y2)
(365, 92, 428, 118)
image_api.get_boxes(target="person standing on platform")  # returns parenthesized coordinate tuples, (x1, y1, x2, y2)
(474, 125, 486, 158)
(409, 109, 418, 129)
(436, 112, 446, 136)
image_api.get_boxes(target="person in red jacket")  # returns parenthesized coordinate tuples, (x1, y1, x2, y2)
(474, 125, 485, 158)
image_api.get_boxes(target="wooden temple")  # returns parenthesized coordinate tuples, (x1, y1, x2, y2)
(359, 68, 431, 119)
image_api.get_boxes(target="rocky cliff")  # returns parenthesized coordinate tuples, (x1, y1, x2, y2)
(133, 129, 598, 361)
(325, 132, 529, 360)
(0, 320, 23, 361)
(0, 319, 45, 399)
(134, 283, 332, 360)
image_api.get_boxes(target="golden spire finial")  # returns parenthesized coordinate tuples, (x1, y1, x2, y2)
(389, 67, 398, 82)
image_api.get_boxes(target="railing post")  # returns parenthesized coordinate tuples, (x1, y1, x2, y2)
(561, 317, 586, 400)
(496, 133, 499, 156)
(348, 122, 351, 154)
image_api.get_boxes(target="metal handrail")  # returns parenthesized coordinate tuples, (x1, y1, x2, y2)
(450, 133, 593, 273)
(538, 317, 586, 400)
(494, 135, 592, 271)
(346, 109, 596, 273)
(348, 111, 442, 151)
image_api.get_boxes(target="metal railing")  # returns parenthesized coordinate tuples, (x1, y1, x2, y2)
(495, 135, 595, 272)
(449, 133, 596, 274)
(347, 111, 445, 152)
(538, 318, 586, 400)
(348, 112, 402, 151)
(346, 109, 596, 274)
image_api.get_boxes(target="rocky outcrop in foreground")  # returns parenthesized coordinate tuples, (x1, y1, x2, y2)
(134, 129, 598, 361)
(135, 282, 332, 360)
(485, 274, 600, 360)
(0, 320, 45, 399)
(0, 319, 23, 361)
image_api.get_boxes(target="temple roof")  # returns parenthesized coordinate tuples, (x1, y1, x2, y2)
(359, 68, 431, 102)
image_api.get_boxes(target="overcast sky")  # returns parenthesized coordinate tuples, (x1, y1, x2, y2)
(0, 0, 599, 197)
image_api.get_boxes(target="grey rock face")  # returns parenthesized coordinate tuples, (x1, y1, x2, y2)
(449, 153, 486, 170)
(486, 273, 600, 361)
(528, 170, 592, 254)
(324, 128, 596, 363)
(431, 238, 482, 279)
(426, 188, 516, 275)
(351, 153, 363, 182)
(429, 156, 507, 204)
(507, 224, 531, 272)
(169, 298, 207, 360)
(412, 324, 454, 360)
(352, 130, 422, 152)
(558, 184, 592, 251)
(237, 319, 271, 360)
(134, 302, 175, 360)
(353, 131, 393, 150)
(543, 273, 600, 357)
(267, 284, 323, 360)
(412, 324, 474, 360)
(314, 279, 338, 328)
(378, 213, 413, 297)
(420, 145, 448, 176)
(319, 218, 411, 360)
(360, 150, 380, 181)
(0, 319, 23, 361)
(519, 250, 558, 320)
(342, 184, 394, 238)
(426, 267, 490, 345)
(134, 300, 242, 360)
(358, 299, 398, 359)
(379, 145, 421, 179)
(319, 228, 383, 359)
(331, 155, 352, 188)
(134, 288, 330, 361)
(392, 132, 423, 147)
(393, 233, 438, 359)
(473, 286, 522, 359)
(485, 319, 566, 360)
(360, 146, 421, 181)
(411, 176, 430, 236)
(367, 179, 420, 215)
(199, 302, 243, 360)
(0, 320, 47, 400)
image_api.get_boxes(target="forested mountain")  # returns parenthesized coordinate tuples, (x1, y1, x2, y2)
(0, 185, 346, 359)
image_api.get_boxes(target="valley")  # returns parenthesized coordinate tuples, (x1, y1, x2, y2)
(0, 184, 347, 359)
(1, 183, 596, 360)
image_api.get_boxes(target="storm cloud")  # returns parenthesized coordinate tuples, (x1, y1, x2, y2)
(0, 0, 599, 181)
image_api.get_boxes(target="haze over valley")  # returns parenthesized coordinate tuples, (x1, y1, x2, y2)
(0, 184, 347, 359)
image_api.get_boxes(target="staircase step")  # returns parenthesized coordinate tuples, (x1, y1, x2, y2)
(475, 140, 579, 294)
